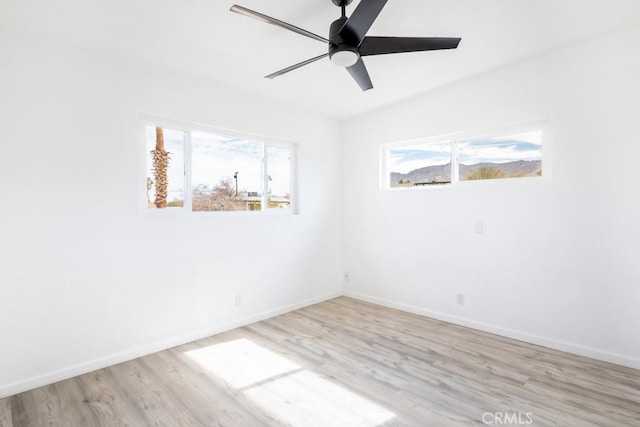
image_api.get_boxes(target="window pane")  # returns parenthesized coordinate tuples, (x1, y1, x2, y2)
(146, 126, 185, 209)
(458, 130, 542, 181)
(388, 141, 451, 187)
(267, 146, 291, 209)
(191, 131, 263, 212)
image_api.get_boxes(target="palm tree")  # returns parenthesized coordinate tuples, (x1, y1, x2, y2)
(151, 127, 169, 208)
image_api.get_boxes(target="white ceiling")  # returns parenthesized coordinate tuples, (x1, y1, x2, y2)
(3, 0, 640, 119)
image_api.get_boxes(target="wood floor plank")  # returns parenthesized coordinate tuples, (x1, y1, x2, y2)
(3, 296, 640, 426)
(140, 352, 253, 426)
(152, 344, 277, 426)
(0, 397, 12, 427)
(105, 358, 200, 426)
(75, 367, 150, 426)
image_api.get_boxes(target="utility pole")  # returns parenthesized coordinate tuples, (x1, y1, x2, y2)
(233, 172, 239, 197)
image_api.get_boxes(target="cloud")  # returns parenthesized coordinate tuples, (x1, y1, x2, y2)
(146, 127, 266, 196)
(193, 132, 262, 159)
(146, 126, 293, 199)
(193, 145, 263, 192)
(390, 149, 450, 163)
(458, 137, 541, 165)
(388, 131, 543, 173)
(389, 141, 451, 173)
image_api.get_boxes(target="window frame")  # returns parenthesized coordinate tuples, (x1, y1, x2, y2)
(381, 122, 551, 191)
(140, 115, 297, 215)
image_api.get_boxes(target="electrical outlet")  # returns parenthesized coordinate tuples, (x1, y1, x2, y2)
(344, 272, 350, 282)
(234, 294, 242, 307)
(456, 293, 465, 305)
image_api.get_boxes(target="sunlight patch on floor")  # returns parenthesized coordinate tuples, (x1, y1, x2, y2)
(245, 370, 396, 427)
(186, 338, 396, 426)
(185, 338, 299, 388)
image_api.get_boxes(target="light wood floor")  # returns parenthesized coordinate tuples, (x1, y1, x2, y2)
(1, 297, 640, 426)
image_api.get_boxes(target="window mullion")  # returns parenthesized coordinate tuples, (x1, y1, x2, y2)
(185, 131, 193, 212)
(262, 143, 268, 211)
(451, 140, 459, 184)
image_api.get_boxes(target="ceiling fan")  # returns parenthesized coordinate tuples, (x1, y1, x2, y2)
(230, 0, 461, 91)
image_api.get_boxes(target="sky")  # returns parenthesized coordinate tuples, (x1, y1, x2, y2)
(146, 127, 291, 203)
(389, 130, 542, 174)
(192, 131, 263, 194)
(388, 140, 451, 174)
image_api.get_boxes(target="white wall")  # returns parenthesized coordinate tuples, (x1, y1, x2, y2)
(342, 24, 640, 368)
(3, 19, 639, 400)
(0, 32, 343, 397)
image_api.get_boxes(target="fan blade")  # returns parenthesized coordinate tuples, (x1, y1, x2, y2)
(346, 58, 373, 91)
(230, 5, 329, 44)
(265, 54, 329, 79)
(340, 0, 388, 46)
(359, 36, 461, 56)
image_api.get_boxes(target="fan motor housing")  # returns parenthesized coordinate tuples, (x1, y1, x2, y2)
(331, 0, 353, 6)
(329, 17, 356, 46)
(328, 17, 360, 66)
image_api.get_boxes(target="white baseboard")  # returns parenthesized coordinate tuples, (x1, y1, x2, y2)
(0, 291, 342, 399)
(5, 288, 637, 399)
(344, 290, 640, 370)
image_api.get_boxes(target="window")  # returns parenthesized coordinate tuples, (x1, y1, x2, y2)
(458, 131, 542, 181)
(384, 126, 545, 189)
(191, 132, 263, 212)
(388, 140, 452, 187)
(266, 146, 292, 209)
(145, 122, 295, 213)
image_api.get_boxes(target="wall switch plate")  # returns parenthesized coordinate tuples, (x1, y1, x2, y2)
(474, 221, 483, 234)
(457, 293, 465, 305)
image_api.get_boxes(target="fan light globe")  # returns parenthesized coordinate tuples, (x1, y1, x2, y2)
(331, 50, 359, 67)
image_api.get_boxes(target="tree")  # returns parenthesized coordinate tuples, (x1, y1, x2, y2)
(466, 166, 505, 180)
(192, 178, 246, 212)
(151, 127, 170, 208)
(146, 177, 154, 203)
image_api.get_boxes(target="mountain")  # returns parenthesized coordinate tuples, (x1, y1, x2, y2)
(390, 160, 541, 186)
(391, 163, 452, 185)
